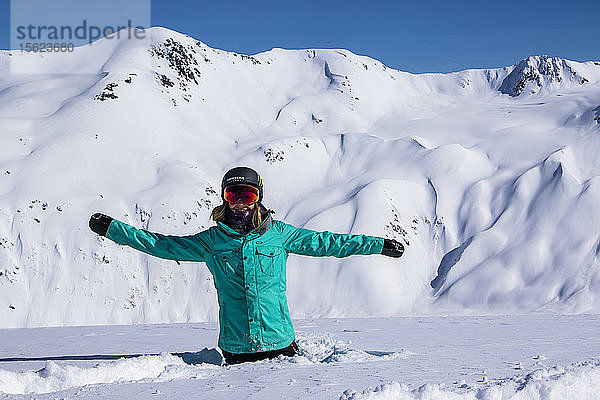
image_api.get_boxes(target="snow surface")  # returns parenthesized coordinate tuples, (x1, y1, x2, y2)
(2, 27, 600, 398)
(1, 315, 600, 399)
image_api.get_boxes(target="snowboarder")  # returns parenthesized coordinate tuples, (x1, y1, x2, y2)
(89, 166, 405, 365)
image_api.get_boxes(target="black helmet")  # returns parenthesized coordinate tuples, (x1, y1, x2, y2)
(221, 166, 264, 202)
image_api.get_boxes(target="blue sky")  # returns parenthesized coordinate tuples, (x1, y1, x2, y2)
(1, 0, 598, 73)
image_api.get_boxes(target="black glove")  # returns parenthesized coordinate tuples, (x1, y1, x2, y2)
(89, 213, 113, 236)
(381, 238, 404, 258)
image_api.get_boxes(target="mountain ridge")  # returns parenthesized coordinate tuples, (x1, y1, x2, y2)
(3, 27, 599, 99)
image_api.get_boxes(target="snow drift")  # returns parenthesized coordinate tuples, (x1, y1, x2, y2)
(2, 347, 599, 399)
(1, 340, 598, 398)
(1, 27, 600, 327)
(341, 361, 600, 400)
(0, 334, 407, 395)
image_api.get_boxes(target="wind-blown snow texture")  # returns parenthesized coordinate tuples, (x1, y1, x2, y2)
(1, 28, 600, 328)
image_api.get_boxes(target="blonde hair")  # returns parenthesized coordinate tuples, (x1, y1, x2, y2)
(211, 202, 263, 228)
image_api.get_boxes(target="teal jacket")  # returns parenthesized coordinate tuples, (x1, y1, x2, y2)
(105, 211, 384, 353)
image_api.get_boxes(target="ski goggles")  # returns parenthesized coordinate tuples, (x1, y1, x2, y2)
(223, 184, 259, 205)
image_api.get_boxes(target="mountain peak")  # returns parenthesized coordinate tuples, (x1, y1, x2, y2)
(498, 54, 591, 97)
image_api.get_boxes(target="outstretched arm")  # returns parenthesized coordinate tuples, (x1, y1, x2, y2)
(89, 213, 210, 262)
(276, 221, 403, 258)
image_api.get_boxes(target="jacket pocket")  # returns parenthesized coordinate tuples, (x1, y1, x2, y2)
(256, 246, 283, 276)
(213, 250, 237, 277)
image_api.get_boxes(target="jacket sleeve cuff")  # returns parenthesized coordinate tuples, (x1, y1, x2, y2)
(105, 219, 125, 243)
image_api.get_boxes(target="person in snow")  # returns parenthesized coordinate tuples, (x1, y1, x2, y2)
(89, 166, 405, 365)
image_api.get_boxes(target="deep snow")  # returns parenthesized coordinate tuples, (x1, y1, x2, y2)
(1, 315, 600, 399)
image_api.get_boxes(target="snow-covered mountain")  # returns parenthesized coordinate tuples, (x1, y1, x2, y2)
(1, 27, 600, 328)
(498, 55, 598, 96)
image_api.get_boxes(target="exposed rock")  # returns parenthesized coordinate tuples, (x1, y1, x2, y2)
(499, 55, 589, 97)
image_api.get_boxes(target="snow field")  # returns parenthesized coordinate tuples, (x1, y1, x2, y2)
(1, 315, 600, 399)
(342, 362, 600, 400)
(2, 27, 600, 398)
(4, 354, 600, 399)
(0, 335, 408, 395)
